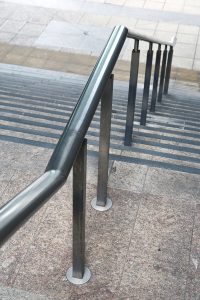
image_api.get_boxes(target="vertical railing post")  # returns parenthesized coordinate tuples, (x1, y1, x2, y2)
(91, 74, 113, 211)
(124, 39, 140, 146)
(140, 42, 153, 126)
(66, 138, 91, 285)
(157, 45, 168, 103)
(164, 46, 173, 94)
(150, 44, 161, 112)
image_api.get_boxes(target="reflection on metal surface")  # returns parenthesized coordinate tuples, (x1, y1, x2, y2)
(66, 267, 91, 285)
(91, 197, 112, 211)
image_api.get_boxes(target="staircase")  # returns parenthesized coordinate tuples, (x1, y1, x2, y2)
(0, 60, 200, 299)
(0, 64, 199, 175)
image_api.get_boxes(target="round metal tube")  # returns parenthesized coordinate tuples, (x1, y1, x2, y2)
(46, 25, 128, 175)
(127, 30, 176, 46)
(0, 25, 128, 246)
(0, 171, 65, 246)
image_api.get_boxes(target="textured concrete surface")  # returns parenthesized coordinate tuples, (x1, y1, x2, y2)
(0, 285, 56, 300)
(0, 140, 199, 299)
(0, 0, 200, 73)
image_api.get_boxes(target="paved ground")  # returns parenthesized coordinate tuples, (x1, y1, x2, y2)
(0, 133, 200, 300)
(0, 0, 200, 72)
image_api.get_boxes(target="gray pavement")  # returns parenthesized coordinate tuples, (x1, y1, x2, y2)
(0, 0, 200, 70)
(0, 142, 199, 300)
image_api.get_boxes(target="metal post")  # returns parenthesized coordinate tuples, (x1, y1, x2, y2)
(140, 42, 153, 126)
(164, 46, 173, 94)
(91, 74, 113, 211)
(157, 45, 167, 103)
(150, 44, 161, 112)
(124, 39, 140, 146)
(66, 138, 91, 285)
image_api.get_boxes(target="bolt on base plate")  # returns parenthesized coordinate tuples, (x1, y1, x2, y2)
(66, 267, 91, 285)
(91, 197, 112, 211)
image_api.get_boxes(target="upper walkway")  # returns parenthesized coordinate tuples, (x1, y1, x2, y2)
(0, 0, 200, 72)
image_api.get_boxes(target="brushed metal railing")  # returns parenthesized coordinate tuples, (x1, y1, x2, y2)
(124, 31, 176, 145)
(0, 25, 176, 285)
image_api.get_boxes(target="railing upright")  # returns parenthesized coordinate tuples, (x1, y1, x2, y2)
(67, 138, 91, 284)
(140, 42, 153, 126)
(91, 74, 114, 211)
(124, 39, 140, 146)
(150, 44, 161, 112)
(157, 45, 168, 103)
(164, 46, 173, 94)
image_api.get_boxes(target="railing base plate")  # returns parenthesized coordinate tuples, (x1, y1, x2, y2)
(91, 197, 112, 211)
(66, 267, 91, 285)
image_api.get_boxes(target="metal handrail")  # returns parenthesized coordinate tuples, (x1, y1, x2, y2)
(0, 24, 176, 285)
(127, 29, 177, 46)
(0, 25, 128, 246)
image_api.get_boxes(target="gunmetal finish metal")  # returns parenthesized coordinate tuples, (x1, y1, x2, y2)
(96, 74, 113, 208)
(150, 44, 161, 112)
(0, 171, 65, 246)
(157, 45, 168, 103)
(66, 139, 91, 284)
(91, 197, 112, 211)
(164, 46, 173, 94)
(46, 25, 127, 176)
(72, 138, 87, 279)
(127, 30, 176, 47)
(66, 267, 91, 285)
(124, 39, 140, 146)
(0, 25, 128, 246)
(140, 43, 153, 126)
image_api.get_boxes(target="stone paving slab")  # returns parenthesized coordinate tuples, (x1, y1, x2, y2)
(0, 145, 199, 299)
(185, 204, 200, 300)
(108, 161, 148, 193)
(144, 167, 200, 200)
(0, 285, 56, 300)
(116, 192, 196, 300)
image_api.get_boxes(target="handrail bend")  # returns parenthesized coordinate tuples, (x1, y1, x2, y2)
(0, 25, 128, 246)
(127, 29, 177, 46)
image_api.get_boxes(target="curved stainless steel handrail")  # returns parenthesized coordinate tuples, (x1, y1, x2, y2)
(127, 29, 177, 46)
(0, 25, 128, 246)
(0, 24, 177, 246)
